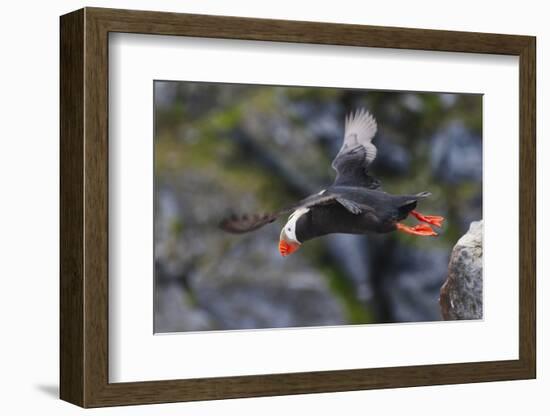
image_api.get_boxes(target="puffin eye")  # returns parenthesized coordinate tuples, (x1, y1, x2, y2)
(287, 227, 291, 231)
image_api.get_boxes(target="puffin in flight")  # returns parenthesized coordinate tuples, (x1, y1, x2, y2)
(220, 109, 444, 257)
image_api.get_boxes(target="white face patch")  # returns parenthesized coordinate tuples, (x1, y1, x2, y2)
(281, 207, 310, 244)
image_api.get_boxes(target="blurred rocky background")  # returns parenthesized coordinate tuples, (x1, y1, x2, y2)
(153, 81, 482, 333)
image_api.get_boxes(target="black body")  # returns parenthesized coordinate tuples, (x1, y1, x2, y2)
(295, 186, 421, 242)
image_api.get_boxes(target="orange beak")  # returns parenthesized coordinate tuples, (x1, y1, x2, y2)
(279, 239, 300, 257)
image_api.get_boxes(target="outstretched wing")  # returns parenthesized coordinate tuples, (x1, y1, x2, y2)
(220, 192, 350, 234)
(332, 109, 380, 188)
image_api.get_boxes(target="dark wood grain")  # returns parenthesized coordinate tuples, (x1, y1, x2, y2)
(60, 7, 537, 408)
(88, 7, 532, 54)
(83, 10, 110, 406)
(59, 8, 84, 406)
(518, 37, 536, 376)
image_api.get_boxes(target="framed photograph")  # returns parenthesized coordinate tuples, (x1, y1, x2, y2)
(60, 7, 536, 408)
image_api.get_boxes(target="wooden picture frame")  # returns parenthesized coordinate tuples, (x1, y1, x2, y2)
(60, 7, 536, 408)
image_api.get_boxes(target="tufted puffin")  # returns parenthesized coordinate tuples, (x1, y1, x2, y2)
(220, 109, 444, 256)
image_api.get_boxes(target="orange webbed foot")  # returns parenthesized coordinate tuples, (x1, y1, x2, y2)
(396, 222, 438, 237)
(410, 210, 445, 228)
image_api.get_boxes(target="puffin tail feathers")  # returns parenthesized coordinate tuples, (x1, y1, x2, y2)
(399, 191, 431, 207)
(396, 192, 431, 217)
(415, 191, 432, 199)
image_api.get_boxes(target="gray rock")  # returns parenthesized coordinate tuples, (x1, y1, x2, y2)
(189, 235, 347, 331)
(430, 121, 482, 184)
(401, 93, 425, 113)
(373, 135, 411, 175)
(440, 220, 483, 320)
(378, 243, 449, 323)
(154, 281, 214, 333)
(325, 234, 372, 302)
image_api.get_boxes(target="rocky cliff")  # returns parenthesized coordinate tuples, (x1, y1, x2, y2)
(440, 220, 483, 320)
